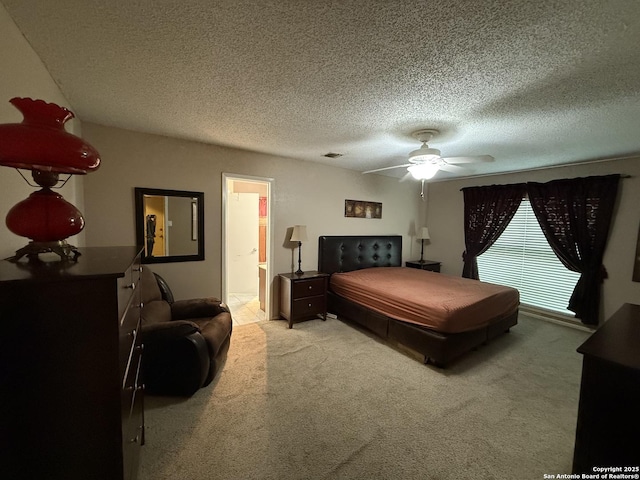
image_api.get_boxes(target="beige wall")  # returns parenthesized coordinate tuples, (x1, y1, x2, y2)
(425, 157, 640, 322)
(81, 123, 423, 318)
(4, 1, 635, 323)
(0, 4, 84, 259)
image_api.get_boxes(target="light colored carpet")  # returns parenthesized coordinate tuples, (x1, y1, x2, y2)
(138, 314, 589, 480)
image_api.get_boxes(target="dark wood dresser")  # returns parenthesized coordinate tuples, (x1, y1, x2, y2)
(0, 246, 145, 480)
(572, 303, 640, 474)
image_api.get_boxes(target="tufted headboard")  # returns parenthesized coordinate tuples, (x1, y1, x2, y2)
(318, 235, 402, 274)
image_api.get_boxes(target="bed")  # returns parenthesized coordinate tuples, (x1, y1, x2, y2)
(318, 235, 519, 366)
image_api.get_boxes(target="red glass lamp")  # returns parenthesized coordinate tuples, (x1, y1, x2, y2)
(0, 98, 101, 262)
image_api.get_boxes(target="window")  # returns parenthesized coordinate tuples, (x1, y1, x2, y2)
(477, 198, 580, 316)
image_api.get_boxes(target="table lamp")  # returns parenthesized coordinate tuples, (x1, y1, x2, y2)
(417, 227, 430, 263)
(0, 98, 101, 262)
(290, 225, 308, 275)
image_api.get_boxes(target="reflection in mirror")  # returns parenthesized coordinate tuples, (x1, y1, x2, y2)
(135, 187, 204, 263)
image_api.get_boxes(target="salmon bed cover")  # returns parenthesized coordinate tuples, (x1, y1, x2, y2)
(329, 267, 519, 334)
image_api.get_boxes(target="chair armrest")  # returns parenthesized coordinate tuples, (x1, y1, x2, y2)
(140, 320, 200, 343)
(140, 322, 209, 396)
(171, 298, 230, 320)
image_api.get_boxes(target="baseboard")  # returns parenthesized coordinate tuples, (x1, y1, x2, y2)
(519, 306, 595, 333)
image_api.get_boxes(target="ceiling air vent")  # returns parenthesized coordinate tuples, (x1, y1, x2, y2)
(323, 152, 343, 158)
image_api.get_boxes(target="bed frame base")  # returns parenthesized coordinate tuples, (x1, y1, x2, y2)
(328, 291, 518, 367)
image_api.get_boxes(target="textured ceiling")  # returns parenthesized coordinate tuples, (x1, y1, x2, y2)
(3, 0, 640, 180)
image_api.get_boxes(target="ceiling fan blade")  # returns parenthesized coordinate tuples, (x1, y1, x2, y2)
(362, 163, 412, 174)
(442, 155, 494, 164)
(398, 171, 413, 182)
(438, 163, 468, 173)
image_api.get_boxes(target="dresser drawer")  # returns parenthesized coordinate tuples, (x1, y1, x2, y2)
(117, 257, 142, 317)
(119, 326, 139, 377)
(291, 277, 326, 299)
(122, 348, 144, 479)
(119, 285, 141, 374)
(121, 342, 143, 423)
(117, 272, 137, 321)
(120, 282, 141, 330)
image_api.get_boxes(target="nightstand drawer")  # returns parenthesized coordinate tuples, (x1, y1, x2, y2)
(291, 278, 325, 299)
(291, 295, 326, 318)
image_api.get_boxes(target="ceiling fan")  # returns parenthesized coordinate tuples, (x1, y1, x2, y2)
(362, 129, 494, 181)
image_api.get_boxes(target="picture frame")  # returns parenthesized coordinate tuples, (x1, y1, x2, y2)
(134, 187, 205, 264)
(633, 221, 640, 282)
(344, 199, 382, 219)
(191, 199, 198, 241)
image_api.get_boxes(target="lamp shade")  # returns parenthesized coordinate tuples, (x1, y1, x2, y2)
(290, 225, 308, 242)
(417, 227, 430, 240)
(0, 98, 101, 174)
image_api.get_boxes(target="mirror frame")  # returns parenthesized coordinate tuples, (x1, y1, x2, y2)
(134, 187, 205, 264)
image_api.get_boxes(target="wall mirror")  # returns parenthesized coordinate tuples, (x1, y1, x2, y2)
(135, 187, 204, 263)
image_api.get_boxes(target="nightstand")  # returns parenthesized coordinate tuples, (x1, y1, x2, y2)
(279, 271, 329, 328)
(405, 260, 441, 272)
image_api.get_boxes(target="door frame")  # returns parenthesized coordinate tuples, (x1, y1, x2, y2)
(222, 173, 275, 319)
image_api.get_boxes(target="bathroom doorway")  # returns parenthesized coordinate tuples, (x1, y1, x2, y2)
(222, 174, 274, 325)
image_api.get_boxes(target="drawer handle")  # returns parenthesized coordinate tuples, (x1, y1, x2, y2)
(130, 424, 144, 444)
(308, 286, 313, 290)
(126, 383, 145, 393)
(126, 282, 136, 290)
(133, 266, 143, 272)
(308, 303, 312, 308)
(129, 328, 137, 338)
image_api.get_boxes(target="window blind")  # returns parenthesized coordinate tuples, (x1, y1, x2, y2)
(476, 198, 580, 316)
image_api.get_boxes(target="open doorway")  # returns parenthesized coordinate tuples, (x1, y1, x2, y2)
(222, 174, 274, 326)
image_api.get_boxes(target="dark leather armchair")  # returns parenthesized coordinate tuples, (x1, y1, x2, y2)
(139, 267, 232, 396)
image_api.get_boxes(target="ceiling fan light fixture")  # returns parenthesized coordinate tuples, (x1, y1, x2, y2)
(408, 146, 441, 163)
(408, 163, 439, 180)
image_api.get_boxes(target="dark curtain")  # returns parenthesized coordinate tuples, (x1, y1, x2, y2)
(461, 183, 526, 279)
(526, 174, 620, 325)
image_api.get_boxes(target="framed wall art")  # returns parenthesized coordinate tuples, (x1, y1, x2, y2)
(344, 199, 382, 219)
(633, 221, 640, 282)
